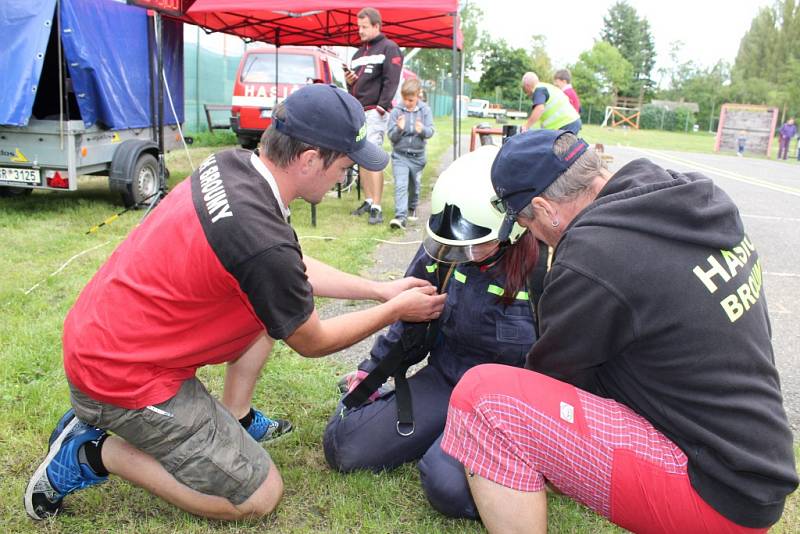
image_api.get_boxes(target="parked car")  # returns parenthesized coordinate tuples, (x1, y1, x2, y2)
(230, 46, 346, 149)
(467, 99, 490, 118)
(1, 0, 183, 207)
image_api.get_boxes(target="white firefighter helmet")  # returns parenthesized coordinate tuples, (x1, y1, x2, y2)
(424, 145, 527, 264)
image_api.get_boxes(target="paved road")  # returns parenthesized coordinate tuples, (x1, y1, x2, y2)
(604, 146, 800, 432)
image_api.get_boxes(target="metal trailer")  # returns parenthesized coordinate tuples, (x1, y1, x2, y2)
(0, 119, 180, 206)
(0, 0, 184, 207)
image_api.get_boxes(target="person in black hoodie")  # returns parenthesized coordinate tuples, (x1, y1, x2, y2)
(346, 7, 403, 225)
(440, 129, 798, 533)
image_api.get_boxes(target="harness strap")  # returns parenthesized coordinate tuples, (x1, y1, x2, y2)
(341, 263, 453, 436)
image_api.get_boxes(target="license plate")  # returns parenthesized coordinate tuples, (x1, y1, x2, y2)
(0, 166, 40, 185)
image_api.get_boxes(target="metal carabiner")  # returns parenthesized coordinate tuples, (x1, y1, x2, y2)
(396, 421, 415, 437)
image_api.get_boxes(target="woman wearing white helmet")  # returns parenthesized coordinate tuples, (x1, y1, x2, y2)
(323, 145, 548, 518)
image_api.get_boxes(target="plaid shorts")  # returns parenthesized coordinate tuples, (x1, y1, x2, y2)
(441, 364, 767, 533)
(69, 377, 270, 505)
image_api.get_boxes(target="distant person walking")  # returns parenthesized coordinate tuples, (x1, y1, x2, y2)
(346, 7, 404, 225)
(777, 117, 795, 160)
(521, 72, 581, 134)
(553, 69, 581, 114)
(737, 130, 748, 157)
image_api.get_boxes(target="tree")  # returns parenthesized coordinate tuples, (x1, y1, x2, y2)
(571, 41, 634, 111)
(732, 0, 800, 117)
(476, 39, 534, 103)
(733, 6, 780, 81)
(656, 50, 733, 132)
(529, 35, 553, 83)
(600, 1, 656, 96)
(407, 1, 484, 81)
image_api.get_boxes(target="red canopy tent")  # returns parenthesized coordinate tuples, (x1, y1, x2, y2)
(130, 0, 464, 156)
(159, 1, 461, 49)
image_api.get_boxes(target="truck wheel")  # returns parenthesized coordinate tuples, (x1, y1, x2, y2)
(121, 153, 159, 208)
(0, 186, 33, 198)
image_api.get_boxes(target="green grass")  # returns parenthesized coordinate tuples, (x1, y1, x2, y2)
(0, 116, 797, 533)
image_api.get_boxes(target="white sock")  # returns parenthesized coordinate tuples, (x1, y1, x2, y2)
(364, 198, 374, 205)
(372, 204, 382, 211)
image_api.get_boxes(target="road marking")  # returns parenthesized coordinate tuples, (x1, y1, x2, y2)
(627, 148, 800, 197)
(764, 271, 800, 278)
(740, 214, 800, 223)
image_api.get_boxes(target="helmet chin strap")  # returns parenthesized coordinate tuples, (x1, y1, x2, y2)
(473, 242, 509, 268)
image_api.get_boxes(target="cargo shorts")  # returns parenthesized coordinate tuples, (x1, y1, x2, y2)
(68, 377, 270, 505)
(365, 108, 389, 146)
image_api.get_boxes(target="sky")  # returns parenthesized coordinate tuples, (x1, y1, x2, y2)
(471, 0, 772, 79)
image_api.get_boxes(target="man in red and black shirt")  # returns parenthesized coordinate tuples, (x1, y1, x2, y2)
(345, 7, 403, 225)
(25, 84, 445, 522)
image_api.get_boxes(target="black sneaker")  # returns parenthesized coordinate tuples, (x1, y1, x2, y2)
(389, 217, 406, 230)
(351, 201, 371, 216)
(368, 207, 383, 225)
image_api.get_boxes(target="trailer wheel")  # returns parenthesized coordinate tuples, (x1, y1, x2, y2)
(238, 135, 258, 150)
(0, 186, 33, 198)
(121, 153, 159, 208)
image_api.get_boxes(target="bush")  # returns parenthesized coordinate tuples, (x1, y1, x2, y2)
(640, 104, 696, 132)
(673, 107, 696, 132)
(640, 104, 663, 129)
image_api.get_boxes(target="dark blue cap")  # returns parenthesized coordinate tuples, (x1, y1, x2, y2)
(273, 84, 389, 171)
(491, 129, 588, 241)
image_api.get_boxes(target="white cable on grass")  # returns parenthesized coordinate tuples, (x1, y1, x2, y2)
(22, 240, 113, 295)
(162, 69, 194, 172)
(18, 235, 416, 298)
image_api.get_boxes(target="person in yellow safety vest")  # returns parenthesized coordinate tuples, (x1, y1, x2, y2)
(521, 71, 581, 134)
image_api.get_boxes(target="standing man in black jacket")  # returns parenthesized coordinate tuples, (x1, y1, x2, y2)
(346, 7, 403, 225)
(441, 129, 798, 533)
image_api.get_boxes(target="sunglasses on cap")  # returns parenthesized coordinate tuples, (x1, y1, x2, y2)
(490, 188, 539, 216)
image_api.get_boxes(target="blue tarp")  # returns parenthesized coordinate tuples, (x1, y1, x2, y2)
(1, 0, 183, 129)
(0, 0, 58, 126)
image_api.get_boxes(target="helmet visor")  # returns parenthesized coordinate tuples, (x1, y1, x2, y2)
(423, 236, 501, 264)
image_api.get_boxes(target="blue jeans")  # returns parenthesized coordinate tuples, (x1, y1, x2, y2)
(560, 118, 582, 135)
(391, 151, 426, 219)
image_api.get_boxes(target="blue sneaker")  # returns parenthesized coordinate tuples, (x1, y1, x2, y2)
(246, 409, 293, 444)
(24, 410, 108, 520)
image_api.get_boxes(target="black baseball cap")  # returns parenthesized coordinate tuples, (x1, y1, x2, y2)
(273, 84, 389, 171)
(491, 129, 588, 241)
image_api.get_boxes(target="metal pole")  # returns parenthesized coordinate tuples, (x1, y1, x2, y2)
(708, 101, 715, 133)
(155, 13, 165, 190)
(57, 0, 64, 150)
(195, 26, 200, 132)
(452, 12, 457, 161)
(147, 12, 156, 144)
(275, 28, 280, 109)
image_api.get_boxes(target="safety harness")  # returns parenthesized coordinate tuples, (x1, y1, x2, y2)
(342, 240, 550, 436)
(343, 263, 453, 436)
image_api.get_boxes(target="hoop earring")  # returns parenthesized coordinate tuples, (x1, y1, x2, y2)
(551, 219, 560, 228)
